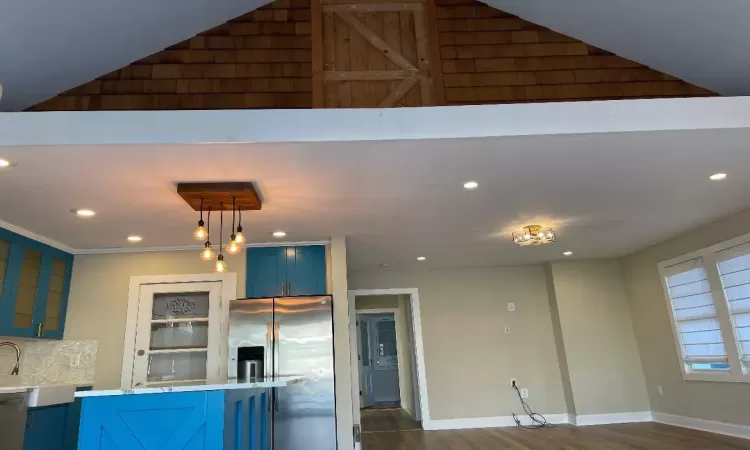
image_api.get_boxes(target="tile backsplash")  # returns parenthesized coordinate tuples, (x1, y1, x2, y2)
(0, 338, 97, 386)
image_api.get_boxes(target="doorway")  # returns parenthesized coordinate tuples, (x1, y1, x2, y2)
(348, 289, 430, 436)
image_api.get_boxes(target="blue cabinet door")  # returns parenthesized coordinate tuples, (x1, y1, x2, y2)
(0, 227, 73, 340)
(24, 405, 68, 450)
(246, 247, 286, 298)
(78, 391, 224, 449)
(287, 245, 327, 296)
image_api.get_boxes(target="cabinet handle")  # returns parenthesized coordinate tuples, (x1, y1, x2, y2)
(287, 281, 291, 296)
(36, 322, 43, 338)
(280, 282, 285, 296)
(27, 411, 34, 428)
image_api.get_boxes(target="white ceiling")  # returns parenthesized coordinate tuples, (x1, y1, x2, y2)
(0, 0, 268, 111)
(1, 128, 749, 270)
(487, 0, 750, 95)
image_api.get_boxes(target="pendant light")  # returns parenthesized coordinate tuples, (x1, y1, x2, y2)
(200, 207, 215, 261)
(193, 198, 208, 240)
(215, 202, 228, 273)
(226, 197, 241, 255)
(235, 207, 246, 244)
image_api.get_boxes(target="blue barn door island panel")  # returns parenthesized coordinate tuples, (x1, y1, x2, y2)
(78, 392, 224, 449)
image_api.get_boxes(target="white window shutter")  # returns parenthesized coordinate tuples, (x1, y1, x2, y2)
(664, 258, 728, 366)
(716, 243, 750, 367)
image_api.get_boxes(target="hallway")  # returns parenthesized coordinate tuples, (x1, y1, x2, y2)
(361, 408, 421, 432)
(361, 423, 750, 449)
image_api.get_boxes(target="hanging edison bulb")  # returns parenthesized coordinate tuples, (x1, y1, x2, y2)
(235, 206, 246, 244)
(193, 198, 207, 240)
(215, 254, 228, 273)
(200, 242, 215, 261)
(226, 237, 241, 255)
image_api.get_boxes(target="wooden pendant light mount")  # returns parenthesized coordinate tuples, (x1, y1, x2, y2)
(177, 182, 262, 211)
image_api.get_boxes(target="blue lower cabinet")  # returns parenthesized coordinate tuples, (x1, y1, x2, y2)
(78, 388, 269, 449)
(24, 405, 68, 450)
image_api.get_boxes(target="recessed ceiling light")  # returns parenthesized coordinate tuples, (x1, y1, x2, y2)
(417, 256, 426, 261)
(563, 251, 573, 256)
(710, 173, 727, 181)
(127, 236, 143, 243)
(72, 208, 96, 218)
(272, 231, 287, 238)
(463, 181, 478, 190)
(0, 159, 10, 168)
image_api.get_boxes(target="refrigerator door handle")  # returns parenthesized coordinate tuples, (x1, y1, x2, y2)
(274, 320, 280, 378)
(266, 320, 272, 379)
(273, 387, 279, 411)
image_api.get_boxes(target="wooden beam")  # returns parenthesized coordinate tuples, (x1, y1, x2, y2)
(311, 0, 325, 108)
(324, 70, 419, 81)
(324, 12, 337, 107)
(412, 3, 433, 105)
(379, 78, 418, 107)
(424, 0, 446, 105)
(324, 3, 420, 12)
(323, 0, 425, 4)
(335, 12, 417, 71)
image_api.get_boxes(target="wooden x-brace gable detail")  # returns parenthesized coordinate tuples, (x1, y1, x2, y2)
(311, 0, 444, 108)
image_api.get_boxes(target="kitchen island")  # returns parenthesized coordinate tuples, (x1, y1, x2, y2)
(75, 378, 298, 450)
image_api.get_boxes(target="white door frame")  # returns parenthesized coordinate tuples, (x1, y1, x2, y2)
(348, 288, 431, 428)
(121, 273, 237, 388)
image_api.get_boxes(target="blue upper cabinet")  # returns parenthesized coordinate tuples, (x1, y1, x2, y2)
(0, 227, 73, 339)
(246, 245, 326, 298)
(245, 247, 287, 298)
(286, 245, 326, 296)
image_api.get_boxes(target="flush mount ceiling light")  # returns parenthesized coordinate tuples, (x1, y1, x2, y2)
(463, 181, 478, 190)
(72, 208, 96, 218)
(512, 225, 556, 246)
(0, 159, 10, 168)
(710, 173, 727, 181)
(563, 251, 573, 256)
(127, 236, 143, 243)
(417, 256, 426, 261)
(272, 231, 287, 238)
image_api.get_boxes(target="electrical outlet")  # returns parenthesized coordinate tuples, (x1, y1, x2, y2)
(657, 385, 664, 396)
(504, 326, 511, 335)
(511, 378, 517, 388)
(69, 354, 81, 367)
(508, 302, 516, 312)
(520, 388, 529, 399)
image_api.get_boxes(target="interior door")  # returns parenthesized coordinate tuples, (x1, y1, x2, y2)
(357, 317, 374, 408)
(131, 282, 223, 387)
(371, 316, 400, 403)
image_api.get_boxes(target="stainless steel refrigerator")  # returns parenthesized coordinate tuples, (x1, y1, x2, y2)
(228, 296, 337, 450)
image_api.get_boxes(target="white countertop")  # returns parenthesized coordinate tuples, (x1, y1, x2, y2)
(76, 377, 301, 398)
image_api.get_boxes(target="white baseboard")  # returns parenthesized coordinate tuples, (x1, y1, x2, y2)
(425, 414, 570, 431)
(573, 411, 652, 426)
(652, 412, 750, 441)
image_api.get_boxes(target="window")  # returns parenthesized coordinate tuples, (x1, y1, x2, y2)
(659, 235, 750, 382)
(663, 258, 728, 373)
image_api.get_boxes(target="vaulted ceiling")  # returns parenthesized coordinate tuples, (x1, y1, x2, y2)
(0, 0, 270, 111)
(486, 0, 750, 96)
(0, 0, 745, 111)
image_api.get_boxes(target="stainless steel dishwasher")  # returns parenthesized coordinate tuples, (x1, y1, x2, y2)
(0, 391, 29, 450)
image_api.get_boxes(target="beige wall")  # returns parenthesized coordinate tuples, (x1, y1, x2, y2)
(330, 237, 353, 450)
(622, 208, 750, 426)
(355, 294, 417, 418)
(350, 265, 568, 420)
(64, 250, 246, 389)
(547, 261, 650, 415)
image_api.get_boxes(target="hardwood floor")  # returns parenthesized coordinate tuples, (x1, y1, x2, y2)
(362, 423, 750, 449)
(361, 408, 422, 432)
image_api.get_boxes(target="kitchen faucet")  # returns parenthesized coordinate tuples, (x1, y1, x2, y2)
(0, 342, 20, 376)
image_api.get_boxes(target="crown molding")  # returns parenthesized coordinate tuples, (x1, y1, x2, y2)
(0, 219, 76, 254)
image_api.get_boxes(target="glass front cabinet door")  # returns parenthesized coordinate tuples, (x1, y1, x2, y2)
(131, 282, 224, 387)
(0, 228, 73, 339)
